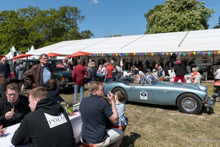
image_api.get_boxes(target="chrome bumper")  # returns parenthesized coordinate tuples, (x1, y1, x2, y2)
(58, 82, 73, 87)
(204, 97, 216, 107)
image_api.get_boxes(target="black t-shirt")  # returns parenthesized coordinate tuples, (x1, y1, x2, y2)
(79, 95, 113, 144)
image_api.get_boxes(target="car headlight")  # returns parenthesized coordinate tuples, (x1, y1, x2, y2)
(61, 77, 65, 82)
(65, 78, 69, 82)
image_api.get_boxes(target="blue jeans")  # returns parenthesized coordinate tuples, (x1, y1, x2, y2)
(105, 78, 113, 84)
(74, 85, 84, 103)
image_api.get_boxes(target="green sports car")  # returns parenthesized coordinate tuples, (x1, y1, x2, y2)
(104, 74, 215, 114)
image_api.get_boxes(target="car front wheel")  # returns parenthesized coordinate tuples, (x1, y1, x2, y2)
(177, 94, 202, 114)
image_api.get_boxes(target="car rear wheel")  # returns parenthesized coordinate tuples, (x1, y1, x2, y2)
(112, 88, 128, 103)
(177, 94, 202, 114)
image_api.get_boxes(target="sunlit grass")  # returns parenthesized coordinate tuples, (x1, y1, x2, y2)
(23, 82, 220, 146)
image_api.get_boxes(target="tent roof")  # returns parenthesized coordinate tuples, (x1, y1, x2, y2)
(54, 38, 109, 54)
(28, 40, 79, 55)
(81, 35, 144, 53)
(177, 29, 220, 51)
(122, 31, 188, 53)
(26, 28, 220, 55)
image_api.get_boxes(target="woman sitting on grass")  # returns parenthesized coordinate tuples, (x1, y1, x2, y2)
(112, 91, 128, 132)
(43, 79, 64, 102)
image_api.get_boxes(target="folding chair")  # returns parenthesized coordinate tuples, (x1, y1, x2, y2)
(194, 75, 202, 85)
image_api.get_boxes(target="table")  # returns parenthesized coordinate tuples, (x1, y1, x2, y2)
(69, 113, 82, 143)
(0, 113, 82, 147)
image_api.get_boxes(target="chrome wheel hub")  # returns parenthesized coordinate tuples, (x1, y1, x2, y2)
(181, 97, 197, 112)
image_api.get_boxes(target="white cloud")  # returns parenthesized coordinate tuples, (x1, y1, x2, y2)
(91, 0, 99, 4)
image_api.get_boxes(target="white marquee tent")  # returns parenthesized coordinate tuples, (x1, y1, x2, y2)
(26, 28, 220, 55)
(5, 46, 19, 59)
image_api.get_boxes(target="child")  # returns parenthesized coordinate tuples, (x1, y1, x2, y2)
(112, 91, 128, 132)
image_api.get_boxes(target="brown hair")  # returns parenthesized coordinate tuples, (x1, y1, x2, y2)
(39, 54, 48, 59)
(6, 83, 19, 91)
(77, 59, 82, 64)
(19, 60, 23, 64)
(115, 91, 126, 102)
(43, 79, 57, 91)
(29, 87, 48, 100)
(0, 74, 6, 85)
(88, 81, 102, 94)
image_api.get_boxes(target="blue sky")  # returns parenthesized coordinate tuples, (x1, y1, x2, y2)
(0, 0, 219, 38)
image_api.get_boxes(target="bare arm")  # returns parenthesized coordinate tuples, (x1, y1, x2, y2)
(108, 91, 118, 124)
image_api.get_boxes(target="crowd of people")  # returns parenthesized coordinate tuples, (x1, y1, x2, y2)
(115, 57, 199, 84)
(0, 54, 129, 147)
(0, 53, 212, 146)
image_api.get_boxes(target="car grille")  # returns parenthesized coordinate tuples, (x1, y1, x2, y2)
(68, 77, 73, 82)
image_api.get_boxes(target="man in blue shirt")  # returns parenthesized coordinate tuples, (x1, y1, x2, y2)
(23, 54, 54, 88)
(80, 81, 123, 146)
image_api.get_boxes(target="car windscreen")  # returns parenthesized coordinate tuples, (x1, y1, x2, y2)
(144, 74, 158, 84)
(23, 61, 40, 71)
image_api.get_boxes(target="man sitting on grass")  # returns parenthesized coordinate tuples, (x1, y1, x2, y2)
(80, 81, 123, 147)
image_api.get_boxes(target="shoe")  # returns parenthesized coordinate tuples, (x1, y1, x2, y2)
(211, 94, 218, 99)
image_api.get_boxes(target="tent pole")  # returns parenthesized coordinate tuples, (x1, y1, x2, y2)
(213, 51, 214, 62)
(120, 55, 123, 78)
(132, 55, 133, 66)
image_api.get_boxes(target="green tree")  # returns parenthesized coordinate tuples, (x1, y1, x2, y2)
(0, 6, 93, 54)
(145, 0, 215, 34)
(214, 16, 220, 29)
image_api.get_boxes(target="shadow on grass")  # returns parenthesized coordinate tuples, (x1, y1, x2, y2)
(60, 86, 89, 94)
(200, 107, 215, 115)
(128, 101, 178, 111)
(128, 101, 216, 115)
(60, 88, 74, 94)
(121, 132, 141, 147)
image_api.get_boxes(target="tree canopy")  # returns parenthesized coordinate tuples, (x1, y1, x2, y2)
(214, 16, 220, 29)
(0, 6, 93, 54)
(145, 0, 215, 34)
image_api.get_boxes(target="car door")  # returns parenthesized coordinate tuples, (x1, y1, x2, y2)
(128, 84, 156, 104)
(151, 83, 177, 105)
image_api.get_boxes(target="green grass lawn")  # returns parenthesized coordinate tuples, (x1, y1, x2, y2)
(24, 83, 220, 146)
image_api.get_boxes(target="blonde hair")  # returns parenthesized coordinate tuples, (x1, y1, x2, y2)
(192, 68, 198, 72)
(29, 87, 48, 100)
(88, 81, 102, 94)
(98, 64, 102, 68)
(6, 83, 19, 91)
(88, 62, 95, 68)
